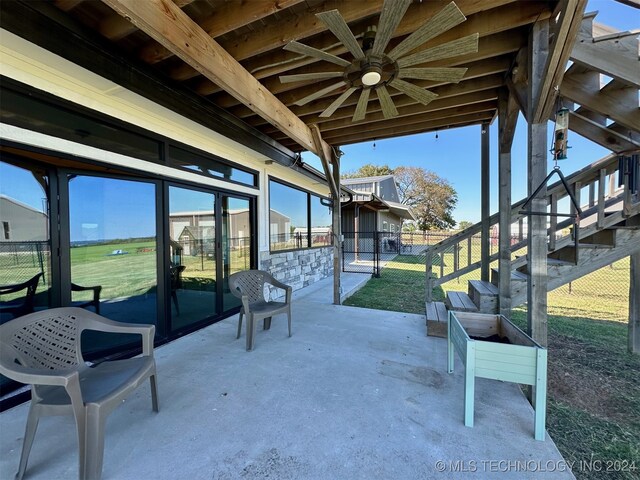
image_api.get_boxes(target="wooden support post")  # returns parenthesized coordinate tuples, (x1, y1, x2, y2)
(498, 89, 517, 318)
(630, 253, 640, 354)
(481, 122, 491, 282)
(332, 151, 342, 305)
(527, 19, 549, 349)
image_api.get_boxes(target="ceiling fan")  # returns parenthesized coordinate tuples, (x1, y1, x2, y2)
(279, 0, 479, 122)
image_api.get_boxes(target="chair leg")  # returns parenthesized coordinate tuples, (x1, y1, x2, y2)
(171, 290, 180, 316)
(150, 374, 160, 413)
(287, 309, 292, 338)
(15, 405, 39, 480)
(263, 317, 272, 330)
(246, 315, 256, 351)
(83, 407, 106, 480)
(236, 311, 243, 339)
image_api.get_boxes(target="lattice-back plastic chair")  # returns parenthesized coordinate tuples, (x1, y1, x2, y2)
(0, 307, 159, 480)
(228, 270, 292, 351)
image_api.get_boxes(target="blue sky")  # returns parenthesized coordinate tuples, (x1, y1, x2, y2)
(303, 0, 638, 224)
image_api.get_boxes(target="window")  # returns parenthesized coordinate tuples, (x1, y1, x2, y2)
(311, 195, 332, 247)
(2, 221, 9, 240)
(382, 221, 388, 231)
(168, 146, 257, 187)
(269, 179, 332, 251)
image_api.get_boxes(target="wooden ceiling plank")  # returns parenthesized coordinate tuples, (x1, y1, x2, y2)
(255, 69, 507, 129)
(54, 0, 84, 11)
(212, 28, 521, 109)
(101, 0, 322, 154)
(169, 0, 385, 81)
(139, 0, 306, 64)
(303, 89, 500, 135)
(236, 1, 543, 87)
(303, 112, 495, 147)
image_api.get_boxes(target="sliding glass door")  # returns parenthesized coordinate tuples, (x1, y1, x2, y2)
(168, 186, 217, 331)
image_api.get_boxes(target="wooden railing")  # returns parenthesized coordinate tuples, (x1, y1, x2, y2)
(425, 153, 639, 301)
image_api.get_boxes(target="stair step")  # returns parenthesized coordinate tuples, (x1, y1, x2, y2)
(425, 301, 448, 338)
(468, 280, 499, 314)
(491, 268, 528, 286)
(445, 291, 478, 312)
(578, 243, 614, 249)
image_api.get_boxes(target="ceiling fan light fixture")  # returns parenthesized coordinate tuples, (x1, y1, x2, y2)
(361, 62, 382, 86)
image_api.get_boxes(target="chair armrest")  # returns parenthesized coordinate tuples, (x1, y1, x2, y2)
(268, 277, 291, 292)
(71, 283, 102, 302)
(73, 308, 155, 356)
(0, 356, 79, 388)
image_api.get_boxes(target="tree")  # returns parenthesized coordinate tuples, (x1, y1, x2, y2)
(341, 163, 393, 179)
(458, 220, 473, 230)
(394, 166, 457, 231)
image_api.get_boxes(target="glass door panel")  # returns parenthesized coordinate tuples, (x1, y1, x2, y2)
(0, 161, 52, 320)
(169, 186, 217, 331)
(221, 195, 252, 311)
(68, 175, 157, 354)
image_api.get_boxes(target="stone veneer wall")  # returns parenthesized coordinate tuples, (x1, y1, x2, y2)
(259, 247, 333, 293)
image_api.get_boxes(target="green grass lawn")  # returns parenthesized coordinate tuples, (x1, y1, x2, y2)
(344, 255, 639, 480)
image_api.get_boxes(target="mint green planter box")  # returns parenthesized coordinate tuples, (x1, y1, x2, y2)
(447, 311, 548, 441)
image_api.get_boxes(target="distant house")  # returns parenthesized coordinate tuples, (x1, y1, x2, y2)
(0, 195, 48, 242)
(341, 175, 415, 235)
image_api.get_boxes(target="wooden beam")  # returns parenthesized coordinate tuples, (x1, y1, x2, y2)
(561, 72, 640, 132)
(101, 0, 321, 154)
(527, 19, 549, 348)
(630, 253, 640, 354)
(53, 0, 83, 11)
(138, 0, 305, 64)
(571, 21, 640, 88)
(310, 124, 338, 198)
(498, 90, 513, 318)
(534, 0, 587, 123)
(567, 110, 640, 153)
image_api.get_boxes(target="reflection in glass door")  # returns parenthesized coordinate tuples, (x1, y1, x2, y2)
(222, 195, 252, 311)
(169, 186, 217, 331)
(67, 175, 157, 353)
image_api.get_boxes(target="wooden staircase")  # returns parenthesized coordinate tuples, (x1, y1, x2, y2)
(426, 153, 640, 337)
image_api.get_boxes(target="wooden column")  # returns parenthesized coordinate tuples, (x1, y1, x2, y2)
(498, 89, 518, 318)
(527, 19, 550, 348)
(630, 253, 640, 354)
(481, 122, 491, 282)
(332, 151, 342, 305)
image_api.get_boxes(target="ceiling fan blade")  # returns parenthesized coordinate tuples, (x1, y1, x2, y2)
(284, 41, 351, 67)
(389, 79, 438, 105)
(376, 85, 399, 119)
(279, 72, 344, 84)
(396, 33, 479, 68)
(353, 89, 371, 122)
(371, 0, 412, 57)
(320, 87, 358, 118)
(398, 67, 468, 83)
(316, 10, 365, 60)
(387, 1, 466, 61)
(294, 81, 347, 106)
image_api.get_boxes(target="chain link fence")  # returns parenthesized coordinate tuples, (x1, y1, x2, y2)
(343, 230, 631, 321)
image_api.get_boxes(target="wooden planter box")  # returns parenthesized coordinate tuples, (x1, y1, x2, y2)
(447, 311, 548, 441)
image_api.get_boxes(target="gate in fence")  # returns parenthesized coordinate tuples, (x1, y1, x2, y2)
(341, 231, 380, 275)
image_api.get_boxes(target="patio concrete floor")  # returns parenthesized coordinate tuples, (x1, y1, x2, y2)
(0, 273, 574, 479)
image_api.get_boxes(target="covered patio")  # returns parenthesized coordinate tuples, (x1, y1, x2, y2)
(1, 274, 571, 480)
